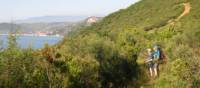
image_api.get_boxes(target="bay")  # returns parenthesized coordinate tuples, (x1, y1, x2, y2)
(0, 35, 62, 49)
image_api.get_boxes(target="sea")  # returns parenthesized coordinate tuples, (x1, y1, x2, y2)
(0, 35, 62, 49)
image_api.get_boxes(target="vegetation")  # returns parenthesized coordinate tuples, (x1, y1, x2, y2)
(0, 0, 199, 88)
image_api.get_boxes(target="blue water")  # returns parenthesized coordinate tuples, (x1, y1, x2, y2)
(0, 35, 62, 49)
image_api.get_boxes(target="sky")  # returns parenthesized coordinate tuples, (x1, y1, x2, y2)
(0, 0, 139, 22)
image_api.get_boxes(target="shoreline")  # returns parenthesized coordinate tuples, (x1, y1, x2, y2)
(0, 34, 64, 38)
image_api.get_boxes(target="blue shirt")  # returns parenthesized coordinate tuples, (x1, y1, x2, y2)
(154, 50, 161, 59)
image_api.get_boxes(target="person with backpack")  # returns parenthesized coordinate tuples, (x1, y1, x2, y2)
(145, 48, 154, 77)
(153, 45, 161, 77)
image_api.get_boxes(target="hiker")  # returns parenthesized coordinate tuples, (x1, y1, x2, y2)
(145, 48, 154, 77)
(153, 45, 161, 77)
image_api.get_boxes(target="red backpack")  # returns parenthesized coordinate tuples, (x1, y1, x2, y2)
(158, 49, 166, 63)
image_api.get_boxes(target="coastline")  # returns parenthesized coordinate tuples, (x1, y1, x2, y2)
(0, 34, 64, 38)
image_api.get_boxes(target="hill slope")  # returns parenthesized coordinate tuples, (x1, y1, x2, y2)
(58, 0, 200, 87)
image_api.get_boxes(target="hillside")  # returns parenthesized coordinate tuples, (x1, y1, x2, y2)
(0, 0, 199, 88)
(57, 0, 200, 87)
(0, 22, 86, 35)
(0, 16, 102, 35)
(15, 16, 88, 23)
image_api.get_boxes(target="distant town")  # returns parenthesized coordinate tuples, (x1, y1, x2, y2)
(0, 31, 63, 37)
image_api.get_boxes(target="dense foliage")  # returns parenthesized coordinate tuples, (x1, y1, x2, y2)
(0, 0, 199, 88)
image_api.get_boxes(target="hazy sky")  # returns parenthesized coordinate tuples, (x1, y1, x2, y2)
(0, 0, 139, 22)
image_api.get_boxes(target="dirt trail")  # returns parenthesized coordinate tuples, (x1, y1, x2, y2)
(146, 2, 191, 31)
(176, 2, 191, 21)
(168, 2, 191, 27)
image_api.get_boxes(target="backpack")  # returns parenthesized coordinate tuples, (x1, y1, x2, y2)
(158, 49, 166, 63)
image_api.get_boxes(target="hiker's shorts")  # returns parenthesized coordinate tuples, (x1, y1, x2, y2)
(147, 61, 154, 69)
(154, 63, 159, 69)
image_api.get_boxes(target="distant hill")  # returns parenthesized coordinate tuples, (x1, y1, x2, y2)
(0, 22, 81, 35)
(0, 16, 104, 35)
(0, 23, 20, 33)
(14, 16, 88, 23)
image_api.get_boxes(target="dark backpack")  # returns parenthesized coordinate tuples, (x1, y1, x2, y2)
(158, 49, 166, 63)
